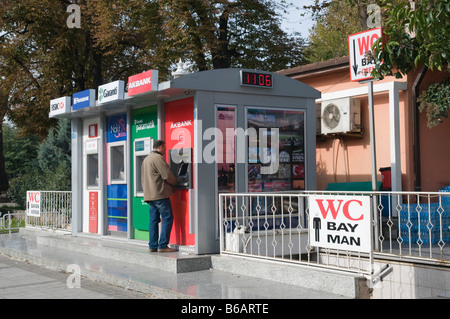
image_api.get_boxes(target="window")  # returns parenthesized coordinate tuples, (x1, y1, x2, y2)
(217, 106, 236, 193)
(247, 108, 305, 192)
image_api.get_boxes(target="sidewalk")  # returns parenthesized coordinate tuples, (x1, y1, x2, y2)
(0, 228, 349, 299)
(0, 254, 152, 299)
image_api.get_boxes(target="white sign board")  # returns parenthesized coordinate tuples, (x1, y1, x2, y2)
(26, 191, 41, 217)
(348, 27, 382, 82)
(309, 195, 372, 253)
(49, 96, 71, 117)
(97, 80, 124, 104)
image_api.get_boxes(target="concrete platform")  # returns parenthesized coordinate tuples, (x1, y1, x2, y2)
(0, 228, 361, 299)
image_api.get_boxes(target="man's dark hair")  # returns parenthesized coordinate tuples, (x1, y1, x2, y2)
(153, 140, 165, 149)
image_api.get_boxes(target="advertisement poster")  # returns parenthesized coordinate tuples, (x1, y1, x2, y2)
(217, 107, 236, 193)
(247, 109, 305, 192)
(88, 192, 98, 233)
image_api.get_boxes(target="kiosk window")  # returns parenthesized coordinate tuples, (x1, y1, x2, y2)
(109, 142, 126, 183)
(247, 108, 305, 192)
(217, 107, 236, 193)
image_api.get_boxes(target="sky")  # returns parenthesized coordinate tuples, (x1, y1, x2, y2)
(279, 1, 317, 39)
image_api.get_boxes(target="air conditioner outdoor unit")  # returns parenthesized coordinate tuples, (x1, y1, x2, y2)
(321, 97, 361, 135)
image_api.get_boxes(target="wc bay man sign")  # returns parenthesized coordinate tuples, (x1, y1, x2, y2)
(26, 191, 41, 217)
(309, 195, 372, 253)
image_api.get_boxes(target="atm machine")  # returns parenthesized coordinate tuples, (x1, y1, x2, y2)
(82, 117, 102, 234)
(169, 148, 192, 190)
(165, 97, 195, 249)
(106, 113, 127, 233)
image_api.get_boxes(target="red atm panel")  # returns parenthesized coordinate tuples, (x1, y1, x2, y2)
(165, 97, 195, 246)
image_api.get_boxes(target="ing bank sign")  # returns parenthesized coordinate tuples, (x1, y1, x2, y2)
(309, 195, 372, 253)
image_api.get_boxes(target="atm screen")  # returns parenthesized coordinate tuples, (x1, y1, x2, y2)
(178, 162, 189, 176)
(169, 148, 192, 189)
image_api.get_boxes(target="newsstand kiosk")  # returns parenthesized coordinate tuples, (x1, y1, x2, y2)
(49, 68, 320, 254)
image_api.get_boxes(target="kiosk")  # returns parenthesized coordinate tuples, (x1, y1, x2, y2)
(50, 68, 320, 254)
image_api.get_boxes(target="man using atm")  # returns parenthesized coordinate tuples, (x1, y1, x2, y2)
(141, 140, 177, 253)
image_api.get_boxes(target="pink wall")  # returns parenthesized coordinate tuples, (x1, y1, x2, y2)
(297, 66, 450, 192)
(284, 62, 450, 192)
(297, 69, 414, 191)
(414, 70, 450, 191)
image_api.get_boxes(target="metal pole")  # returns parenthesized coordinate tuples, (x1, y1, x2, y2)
(368, 80, 377, 191)
(368, 80, 379, 254)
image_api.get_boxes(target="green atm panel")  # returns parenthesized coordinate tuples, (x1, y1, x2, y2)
(131, 105, 158, 240)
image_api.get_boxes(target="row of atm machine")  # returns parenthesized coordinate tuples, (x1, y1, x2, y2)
(50, 68, 320, 254)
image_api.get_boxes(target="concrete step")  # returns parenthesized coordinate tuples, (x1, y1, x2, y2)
(0, 228, 351, 299)
(211, 254, 369, 298)
(21, 227, 212, 274)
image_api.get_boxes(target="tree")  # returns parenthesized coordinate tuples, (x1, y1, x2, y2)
(37, 118, 71, 172)
(7, 118, 71, 208)
(372, 0, 449, 79)
(0, 0, 308, 193)
(371, 0, 449, 127)
(158, 0, 306, 72)
(2, 123, 40, 178)
(306, 0, 362, 62)
(0, 0, 165, 138)
(0, 0, 165, 190)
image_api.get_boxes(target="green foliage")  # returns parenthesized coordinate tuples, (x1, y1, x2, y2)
(306, 0, 362, 62)
(7, 162, 71, 209)
(158, 0, 306, 72)
(418, 78, 450, 128)
(37, 118, 71, 171)
(6, 119, 71, 208)
(2, 123, 40, 178)
(372, 0, 450, 79)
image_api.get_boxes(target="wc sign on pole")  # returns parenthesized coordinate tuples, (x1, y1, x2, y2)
(348, 27, 382, 82)
(309, 195, 372, 253)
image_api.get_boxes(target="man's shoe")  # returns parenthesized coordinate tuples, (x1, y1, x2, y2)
(149, 249, 157, 252)
(158, 247, 177, 253)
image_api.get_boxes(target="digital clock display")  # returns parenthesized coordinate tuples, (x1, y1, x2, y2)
(241, 71, 273, 88)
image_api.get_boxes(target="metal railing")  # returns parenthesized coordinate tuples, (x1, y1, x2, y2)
(25, 191, 72, 231)
(219, 190, 450, 275)
(0, 212, 26, 233)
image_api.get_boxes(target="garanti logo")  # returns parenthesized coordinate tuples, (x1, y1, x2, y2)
(98, 87, 118, 103)
(97, 80, 124, 104)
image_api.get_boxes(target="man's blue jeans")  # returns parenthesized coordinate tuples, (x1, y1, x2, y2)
(148, 198, 174, 250)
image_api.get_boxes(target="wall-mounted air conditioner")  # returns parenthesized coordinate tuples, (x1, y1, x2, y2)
(321, 97, 361, 135)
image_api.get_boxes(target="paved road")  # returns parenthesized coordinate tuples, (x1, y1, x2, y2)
(0, 254, 153, 299)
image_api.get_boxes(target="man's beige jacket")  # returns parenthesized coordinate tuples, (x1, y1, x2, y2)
(141, 151, 176, 202)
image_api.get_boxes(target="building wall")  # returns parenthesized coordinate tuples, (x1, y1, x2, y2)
(413, 69, 450, 191)
(291, 66, 449, 192)
(296, 69, 411, 191)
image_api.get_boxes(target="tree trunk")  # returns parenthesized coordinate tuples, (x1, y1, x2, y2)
(0, 120, 9, 192)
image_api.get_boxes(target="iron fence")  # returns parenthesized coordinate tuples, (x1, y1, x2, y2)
(0, 212, 26, 233)
(219, 190, 450, 276)
(25, 191, 72, 231)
